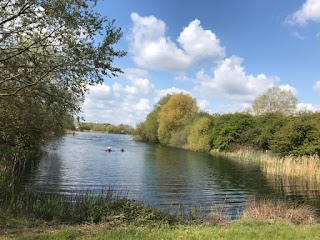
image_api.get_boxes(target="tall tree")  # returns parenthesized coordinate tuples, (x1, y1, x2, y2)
(157, 93, 198, 144)
(187, 116, 214, 152)
(0, 0, 125, 171)
(0, 0, 126, 98)
(144, 94, 171, 142)
(252, 86, 298, 115)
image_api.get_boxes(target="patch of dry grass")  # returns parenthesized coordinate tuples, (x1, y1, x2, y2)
(240, 198, 318, 225)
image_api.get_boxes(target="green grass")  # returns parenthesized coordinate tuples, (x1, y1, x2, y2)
(2, 220, 320, 240)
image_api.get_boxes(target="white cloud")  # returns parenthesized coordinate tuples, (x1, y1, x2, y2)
(154, 87, 189, 103)
(124, 68, 154, 94)
(85, 84, 112, 100)
(197, 99, 209, 110)
(297, 103, 320, 112)
(123, 85, 138, 95)
(194, 56, 279, 103)
(212, 102, 252, 114)
(286, 0, 320, 26)
(130, 13, 224, 71)
(81, 82, 152, 126)
(175, 72, 193, 82)
(278, 84, 298, 96)
(177, 19, 225, 60)
(313, 81, 320, 93)
(132, 98, 150, 111)
(125, 68, 149, 81)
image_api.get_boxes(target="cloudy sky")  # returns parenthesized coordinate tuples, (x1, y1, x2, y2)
(81, 0, 320, 126)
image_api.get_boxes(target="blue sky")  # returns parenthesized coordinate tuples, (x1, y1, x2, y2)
(81, 0, 320, 126)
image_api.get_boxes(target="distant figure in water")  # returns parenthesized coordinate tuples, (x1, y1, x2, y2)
(72, 132, 75, 136)
(105, 147, 124, 152)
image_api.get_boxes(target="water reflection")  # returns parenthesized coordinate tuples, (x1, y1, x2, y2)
(26, 132, 320, 216)
(265, 174, 320, 210)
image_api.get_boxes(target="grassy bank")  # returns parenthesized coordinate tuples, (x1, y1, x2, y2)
(1, 195, 319, 239)
(2, 219, 320, 239)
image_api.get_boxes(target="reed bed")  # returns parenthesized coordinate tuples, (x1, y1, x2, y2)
(211, 149, 320, 183)
(210, 149, 266, 165)
(261, 155, 320, 182)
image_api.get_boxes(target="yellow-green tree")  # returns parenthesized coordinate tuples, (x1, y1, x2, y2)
(157, 93, 198, 144)
(187, 116, 213, 152)
(144, 94, 171, 142)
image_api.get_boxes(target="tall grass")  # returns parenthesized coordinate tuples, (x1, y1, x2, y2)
(0, 183, 177, 225)
(211, 149, 320, 182)
(240, 198, 318, 225)
(210, 149, 264, 165)
(262, 155, 320, 182)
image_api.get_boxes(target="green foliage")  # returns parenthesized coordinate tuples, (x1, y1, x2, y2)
(157, 93, 198, 144)
(62, 114, 76, 131)
(211, 113, 255, 151)
(1, 0, 126, 97)
(0, 93, 68, 170)
(270, 113, 320, 156)
(255, 112, 287, 151)
(134, 122, 148, 141)
(0, 182, 178, 225)
(134, 94, 172, 143)
(0, 0, 126, 172)
(136, 93, 320, 156)
(187, 116, 214, 152)
(253, 86, 298, 115)
(79, 122, 134, 134)
(6, 220, 320, 240)
(169, 122, 192, 148)
(144, 110, 160, 142)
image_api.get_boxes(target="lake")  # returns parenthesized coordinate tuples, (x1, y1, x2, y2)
(26, 132, 320, 217)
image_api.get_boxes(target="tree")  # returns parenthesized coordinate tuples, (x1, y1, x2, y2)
(252, 86, 298, 115)
(187, 116, 214, 152)
(0, 0, 126, 98)
(211, 113, 255, 151)
(255, 112, 287, 151)
(157, 93, 198, 145)
(134, 122, 147, 141)
(143, 94, 171, 142)
(0, 0, 125, 172)
(270, 113, 320, 156)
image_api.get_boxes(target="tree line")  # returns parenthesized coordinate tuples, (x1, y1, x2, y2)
(135, 88, 320, 157)
(79, 122, 134, 134)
